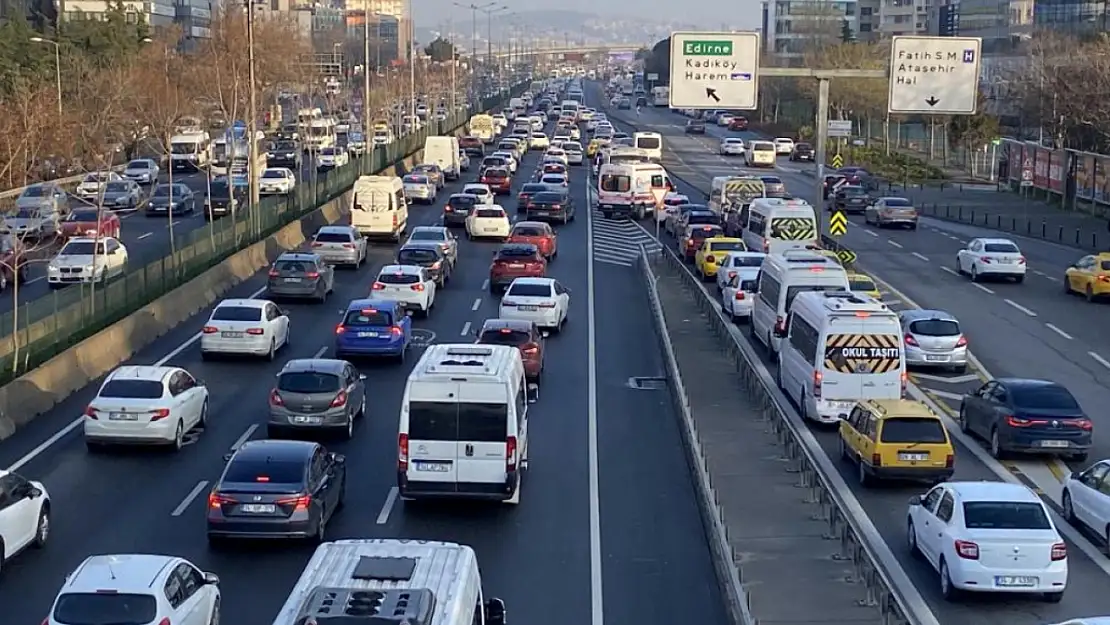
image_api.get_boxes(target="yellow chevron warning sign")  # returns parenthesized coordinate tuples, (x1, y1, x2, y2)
(831, 153, 844, 168)
(835, 249, 858, 265)
(829, 211, 848, 236)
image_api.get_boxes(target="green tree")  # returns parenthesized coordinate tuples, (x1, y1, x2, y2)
(840, 20, 855, 43)
(947, 101, 1000, 150)
(424, 37, 456, 63)
(0, 17, 56, 97)
(643, 37, 670, 85)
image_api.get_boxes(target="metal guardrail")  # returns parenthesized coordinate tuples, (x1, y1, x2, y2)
(0, 87, 524, 382)
(635, 245, 940, 625)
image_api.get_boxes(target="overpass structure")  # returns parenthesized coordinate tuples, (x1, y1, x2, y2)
(488, 43, 646, 59)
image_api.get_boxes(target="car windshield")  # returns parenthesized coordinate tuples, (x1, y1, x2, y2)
(344, 309, 392, 326)
(849, 277, 877, 292)
(984, 242, 1020, 253)
(105, 182, 130, 193)
(60, 241, 105, 255)
(278, 371, 341, 393)
(209, 181, 231, 197)
(320, 148, 340, 156)
(273, 141, 296, 151)
(11, 208, 38, 219)
(479, 328, 531, 345)
(962, 502, 1051, 530)
(506, 282, 551, 297)
(53, 592, 158, 625)
(223, 458, 304, 484)
(262, 170, 286, 179)
(909, 319, 959, 336)
(99, 379, 163, 399)
(879, 417, 948, 444)
(709, 241, 745, 252)
(127, 160, 151, 169)
(84, 173, 110, 182)
(152, 185, 178, 197)
(521, 184, 547, 194)
(1010, 385, 1080, 410)
(315, 231, 351, 243)
(67, 210, 100, 222)
(211, 306, 263, 322)
(740, 278, 758, 291)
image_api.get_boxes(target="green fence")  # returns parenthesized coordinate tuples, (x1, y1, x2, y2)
(0, 86, 524, 382)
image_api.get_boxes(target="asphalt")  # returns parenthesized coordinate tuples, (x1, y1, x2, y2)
(0, 116, 723, 625)
(595, 85, 1110, 624)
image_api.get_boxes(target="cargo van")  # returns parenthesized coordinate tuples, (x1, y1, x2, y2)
(469, 114, 496, 144)
(743, 197, 819, 254)
(351, 175, 408, 241)
(398, 344, 537, 505)
(778, 291, 906, 424)
(751, 250, 850, 358)
(423, 136, 462, 181)
(595, 162, 670, 220)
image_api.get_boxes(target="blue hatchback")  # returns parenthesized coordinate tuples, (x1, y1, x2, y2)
(335, 299, 411, 361)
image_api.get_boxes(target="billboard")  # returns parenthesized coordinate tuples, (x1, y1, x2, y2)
(608, 51, 634, 63)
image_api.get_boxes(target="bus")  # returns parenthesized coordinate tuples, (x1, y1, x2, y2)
(652, 86, 670, 107)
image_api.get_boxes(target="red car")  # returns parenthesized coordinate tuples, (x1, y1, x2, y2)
(728, 116, 749, 131)
(481, 168, 512, 195)
(60, 209, 121, 240)
(488, 243, 546, 293)
(0, 234, 29, 287)
(507, 221, 557, 260)
(475, 318, 545, 380)
(681, 224, 724, 261)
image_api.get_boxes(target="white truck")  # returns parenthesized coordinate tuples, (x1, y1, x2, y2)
(423, 136, 462, 181)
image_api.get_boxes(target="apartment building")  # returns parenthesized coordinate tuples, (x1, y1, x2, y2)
(760, 0, 860, 57)
(856, 0, 931, 37)
(955, 0, 1033, 52)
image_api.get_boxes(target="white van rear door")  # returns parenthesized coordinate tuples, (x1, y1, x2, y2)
(406, 394, 461, 484)
(822, 319, 902, 400)
(455, 389, 508, 485)
(353, 189, 396, 232)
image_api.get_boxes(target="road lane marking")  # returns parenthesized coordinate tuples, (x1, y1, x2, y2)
(481, 278, 489, 290)
(172, 480, 209, 516)
(312, 345, 328, 358)
(913, 373, 980, 384)
(1090, 351, 1110, 370)
(864, 230, 878, 237)
(940, 266, 957, 276)
(924, 389, 964, 401)
(911, 252, 928, 262)
(25, 276, 44, 284)
(376, 486, 399, 524)
(230, 424, 259, 451)
(1003, 299, 1037, 317)
(586, 169, 604, 625)
(1045, 324, 1073, 340)
(971, 283, 994, 294)
(137, 232, 153, 240)
(460, 321, 471, 336)
(886, 240, 903, 249)
(471, 297, 481, 311)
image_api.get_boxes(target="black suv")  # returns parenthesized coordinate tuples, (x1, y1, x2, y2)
(268, 139, 302, 170)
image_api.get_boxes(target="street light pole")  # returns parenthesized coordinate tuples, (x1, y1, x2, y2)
(453, 2, 496, 104)
(246, 0, 261, 212)
(449, 14, 457, 114)
(363, 0, 371, 152)
(29, 37, 62, 116)
(408, 0, 415, 131)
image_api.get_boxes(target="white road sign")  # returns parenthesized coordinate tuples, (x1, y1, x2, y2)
(888, 36, 982, 115)
(647, 73, 659, 81)
(828, 120, 852, 138)
(668, 31, 760, 110)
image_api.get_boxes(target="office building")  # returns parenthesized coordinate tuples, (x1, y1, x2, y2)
(761, 0, 860, 58)
(1034, 0, 1110, 33)
(956, 0, 1033, 52)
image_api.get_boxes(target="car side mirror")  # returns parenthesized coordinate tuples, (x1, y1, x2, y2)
(204, 572, 220, 585)
(1070, 471, 1079, 481)
(485, 598, 507, 625)
(909, 495, 923, 506)
(405, 309, 414, 317)
(540, 330, 550, 338)
(329, 452, 346, 464)
(526, 383, 540, 403)
(28, 486, 43, 498)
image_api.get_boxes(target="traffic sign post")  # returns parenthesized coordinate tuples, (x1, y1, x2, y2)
(831, 154, 844, 169)
(668, 32, 760, 110)
(651, 187, 669, 242)
(888, 36, 982, 115)
(829, 211, 848, 236)
(828, 120, 852, 138)
(1020, 156, 1034, 188)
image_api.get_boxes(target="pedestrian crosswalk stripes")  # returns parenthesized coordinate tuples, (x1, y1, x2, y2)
(590, 210, 662, 267)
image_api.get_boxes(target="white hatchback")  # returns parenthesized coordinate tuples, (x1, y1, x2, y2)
(498, 277, 570, 333)
(259, 167, 296, 195)
(462, 183, 495, 205)
(773, 137, 795, 154)
(956, 237, 1027, 283)
(84, 365, 210, 450)
(371, 264, 437, 316)
(201, 298, 290, 360)
(466, 205, 511, 240)
(0, 469, 50, 570)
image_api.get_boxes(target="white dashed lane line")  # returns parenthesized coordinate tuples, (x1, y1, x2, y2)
(911, 252, 929, 261)
(1045, 323, 1073, 340)
(1003, 298, 1037, 317)
(887, 239, 903, 249)
(971, 283, 995, 294)
(864, 230, 878, 238)
(940, 266, 958, 276)
(1090, 352, 1110, 370)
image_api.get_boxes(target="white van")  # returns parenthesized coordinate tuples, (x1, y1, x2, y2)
(423, 136, 462, 181)
(778, 291, 905, 424)
(351, 175, 408, 241)
(596, 162, 669, 220)
(742, 197, 819, 254)
(709, 176, 766, 215)
(469, 114, 496, 144)
(633, 132, 662, 162)
(746, 140, 777, 167)
(751, 250, 850, 357)
(272, 539, 507, 625)
(561, 100, 580, 120)
(398, 344, 537, 505)
(169, 131, 211, 171)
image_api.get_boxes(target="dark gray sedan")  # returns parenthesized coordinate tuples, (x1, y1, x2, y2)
(266, 252, 335, 302)
(960, 378, 1092, 461)
(146, 183, 196, 216)
(99, 180, 143, 209)
(395, 242, 450, 287)
(267, 358, 366, 438)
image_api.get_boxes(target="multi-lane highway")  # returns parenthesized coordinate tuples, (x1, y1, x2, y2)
(595, 85, 1110, 624)
(0, 113, 724, 625)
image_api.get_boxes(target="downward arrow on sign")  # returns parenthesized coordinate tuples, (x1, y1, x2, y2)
(925, 96, 940, 107)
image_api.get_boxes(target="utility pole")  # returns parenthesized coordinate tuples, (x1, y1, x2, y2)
(246, 0, 261, 213)
(408, 0, 416, 128)
(453, 2, 496, 106)
(363, 0, 371, 154)
(449, 14, 457, 114)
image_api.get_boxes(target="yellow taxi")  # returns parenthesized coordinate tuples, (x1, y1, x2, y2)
(838, 399, 954, 487)
(1064, 253, 1110, 302)
(694, 237, 747, 280)
(372, 120, 389, 131)
(846, 272, 881, 299)
(587, 138, 609, 158)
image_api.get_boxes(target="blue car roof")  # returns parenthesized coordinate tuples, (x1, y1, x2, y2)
(346, 298, 399, 312)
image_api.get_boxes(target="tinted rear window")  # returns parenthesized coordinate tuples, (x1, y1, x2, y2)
(449, 195, 477, 207)
(884, 198, 912, 207)
(223, 459, 305, 484)
(840, 187, 867, 195)
(479, 329, 531, 345)
(378, 272, 420, 284)
(53, 592, 158, 625)
(879, 417, 947, 444)
(408, 402, 508, 441)
(99, 379, 163, 399)
(276, 260, 313, 273)
(740, 279, 758, 292)
(690, 228, 723, 239)
(315, 232, 350, 243)
(729, 256, 764, 268)
(344, 309, 392, 326)
(1010, 386, 1080, 410)
(1102, 260, 1110, 271)
(849, 278, 876, 292)
(532, 193, 564, 203)
(507, 283, 551, 297)
(521, 185, 548, 194)
(476, 209, 504, 218)
(909, 319, 959, 337)
(962, 502, 1051, 530)
(497, 246, 538, 259)
(984, 243, 1019, 253)
(398, 248, 439, 264)
(278, 372, 341, 393)
(211, 306, 263, 322)
(687, 213, 720, 225)
(709, 241, 745, 252)
(512, 226, 545, 237)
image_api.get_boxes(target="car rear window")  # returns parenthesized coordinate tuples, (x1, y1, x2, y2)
(740, 279, 758, 292)
(476, 208, 504, 218)
(512, 226, 545, 237)
(408, 402, 508, 441)
(449, 195, 477, 207)
(211, 306, 263, 322)
(687, 213, 720, 226)
(531, 192, 564, 203)
(878, 417, 947, 444)
(479, 328, 531, 345)
(962, 502, 1051, 530)
(729, 256, 763, 268)
(223, 458, 305, 484)
(99, 379, 163, 399)
(276, 260, 313, 273)
(315, 232, 350, 243)
(344, 309, 392, 326)
(909, 319, 959, 336)
(541, 176, 564, 185)
(984, 243, 1019, 253)
(690, 227, 723, 239)
(884, 198, 912, 207)
(278, 371, 341, 393)
(507, 283, 551, 297)
(709, 241, 745, 252)
(849, 278, 876, 293)
(521, 184, 547, 194)
(1101, 260, 1110, 271)
(409, 231, 444, 242)
(53, 592, 158, 625)
(497, 246, 538, 259)
(1010, 386, 1080, 410)
(397, 248, 439, 264)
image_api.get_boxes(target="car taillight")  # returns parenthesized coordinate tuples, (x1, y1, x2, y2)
(904, 333, 918, 346)
(305, 271, 320, 278)
(209, 492, 235, 509)
(269, 389, 283, 406)
(527, 261, 545, 272)
(955, 539, 979, 560)
(871, 452, 881, 467)
(955, 336, 967, 347)
(330, 389, 348, 407)
(1098, 275, 1110, 283)
(762, 238, 769, 253)
(84, 405, 98, 419)
(979, 256, 992, 263)
(311, 242, 323, 247)
(150, 408, 170, 421)
(1006, 415, 1034, 427)
(1051, 542, 1067, 560)
(276, 494, 311, 511)
(538, 301, 556, 308)
(705, 254, 715, 263)
(813, 370, 822, 398)
(774, 316, 786, 333)
(444, 205, 453, 212)
(372, 282, 386, 290)
(398, 433, 409, 470)
(342, 243, 355, 249)
(246, 328, 264, 335)
(1072, 418, 1094, 430)
(734, 291, 745, 300)
(335, 324, 346, 334)
(522, 344, 539, 355)
(506, 435, 518, 471)
(501, 299, 518, 307)
(390, 325, 403, 336)
(268, 268, 279, 277)
(392, 214, 398, 227)
(411, 283, 425, 292)
(203, 326, 218, 334)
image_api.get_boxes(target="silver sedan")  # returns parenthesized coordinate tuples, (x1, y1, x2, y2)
(403, 174, 437, 204)
(311, 225, 367, 268)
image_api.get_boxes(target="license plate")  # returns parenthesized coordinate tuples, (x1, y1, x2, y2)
(240, 504, 276, 513)
(995, 575, 1037, 587)
(518, 305, 537, 311)
(415, 462, 450, 472)
(221, 331, 243, 338)
(108, 412, 137, 421)
(509, 264, 525, 268)
(357, 331, 378, 338)
(484, 228, 498, 233)
(1039, 440, 1069, 448)
(284, 278, 301, 283)
(293, 416, 323, 424)
(898, 452, 929, 462)
(925, 355, 949, 362)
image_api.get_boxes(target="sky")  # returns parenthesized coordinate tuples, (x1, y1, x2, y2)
(412, 0, 761, 31)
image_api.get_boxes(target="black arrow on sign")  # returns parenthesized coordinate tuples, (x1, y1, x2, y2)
(705, 87, 720, 103)
(925, 96, 940, 107)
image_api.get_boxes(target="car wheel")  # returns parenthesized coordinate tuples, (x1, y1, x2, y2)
(989, 427, 1005, 459)
(970, 264, 979, 282)
(171, 420, 184, 451)
(1062, 490, 1076, 523)
(907, 519, 920, 557)
(208, 598, 221, 625)
(198, 399, 209, 427)
(939, 560, 958, 601)
(955, 256, 963, 275)
(958, 406, 971, 433)
(857, 455, 870, 486)
(1087, 285, 1096, 303)
(266, 339, 276, 361)
(32, 507, 49, 548)
(342, 413, 354, 440)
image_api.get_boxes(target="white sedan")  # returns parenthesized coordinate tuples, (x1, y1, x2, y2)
(907, 481, 1067, 602)
(499, 277, 569, 333)
(84, 365, 210, 450)
(403, 174, 437, 204)
(544, 148, 569, 166)
(773, 137, 795, 154)
(0, 469, 50, 565)
(47, 237, 128, 288)
(956, 237, 1026, 283)
(200, 298, 290, 360)
(259, 168, 296, 195)
(721, 266, 761, 322)
(1062, 459, 1110, 544)
(371, 264, 437, 316)
(462, 183, 495, 205)
(466, 205, 511, 240)
(491, 151, 519, 173)
(719, 138, 746, 156)
(316, 146, 349, 170)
